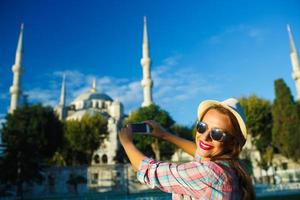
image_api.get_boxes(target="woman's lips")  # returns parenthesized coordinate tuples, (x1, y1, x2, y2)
(199, 141, 213, 150)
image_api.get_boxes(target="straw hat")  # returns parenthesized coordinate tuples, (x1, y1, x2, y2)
(197, 98, 247, 144)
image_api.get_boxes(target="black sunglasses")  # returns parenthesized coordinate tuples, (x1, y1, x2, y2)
(196, 121, 232, 142)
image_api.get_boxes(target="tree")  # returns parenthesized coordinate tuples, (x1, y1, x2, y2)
(171, 124, 194, 142)
(239, 95, 272, 153)
(272, 79, 300, 161)
(125, 104, 175, 160)
(64, 113, 108, 165)
(233, 96, 273, 178)
(296, 100, 300, 117)
(50, 152, 66, 167)
(0, 104, 63, 198)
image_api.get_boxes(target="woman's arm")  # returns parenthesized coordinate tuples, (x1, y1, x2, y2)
(118, 126, 145, 171)
(145, 120, 197, 156)
(119, 121, 197, 171)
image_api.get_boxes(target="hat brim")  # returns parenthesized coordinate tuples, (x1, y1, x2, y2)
(197, 100, 247, 143)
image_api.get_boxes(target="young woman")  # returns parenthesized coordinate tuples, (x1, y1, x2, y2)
(119, 98, 255, 200)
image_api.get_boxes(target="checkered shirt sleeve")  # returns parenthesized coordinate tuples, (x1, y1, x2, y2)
(137, 157, 237, 200)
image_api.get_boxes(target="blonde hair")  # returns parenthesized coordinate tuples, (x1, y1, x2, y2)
(201, 105, 255, 200)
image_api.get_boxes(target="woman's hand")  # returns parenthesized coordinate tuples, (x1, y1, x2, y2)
(118, 126, 134, 146)
(144, 120, 169, 139)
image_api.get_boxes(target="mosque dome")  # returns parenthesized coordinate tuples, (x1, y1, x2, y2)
(69, 78, 113, 106)
(71, 90, 113, 104)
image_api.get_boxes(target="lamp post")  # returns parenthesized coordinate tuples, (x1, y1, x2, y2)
(16, 152, 23, 200)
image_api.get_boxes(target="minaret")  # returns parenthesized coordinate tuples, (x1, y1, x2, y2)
(9, 24, 24, 113)
(60, 74, 66, 107)
(287, 24, 300, 100)
(140, 16, 153, 107)
(91, 78, 97, 93)
(59, 74, 67, 119)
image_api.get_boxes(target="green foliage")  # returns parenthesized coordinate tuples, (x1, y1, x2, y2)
(0, 104, 63, 196)
(296, 101, 300, 116)
(125, 104, 175, 160)
(2, 104, 63, 158)
(63, 113, 108, 165)
(272, 79, 300, 160)
(171, 124, 194, 141)
(239, 95, 272, 153)
(50, 151, 66, 167)
(126, 104, 175, 127)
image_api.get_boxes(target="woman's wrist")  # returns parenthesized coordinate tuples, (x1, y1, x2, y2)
(120, 137, 133, 147)
(160, 130, 172, 140)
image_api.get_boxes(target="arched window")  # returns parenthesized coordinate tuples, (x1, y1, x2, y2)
(102, 154, 108, 164)
(94, 154, 100, 164)
(69, 104, 76, 111)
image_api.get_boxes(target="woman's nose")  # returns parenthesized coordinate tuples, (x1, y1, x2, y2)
(201, 130, 212, 141)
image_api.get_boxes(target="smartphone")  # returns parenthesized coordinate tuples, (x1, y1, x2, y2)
(130, 123, 151, 134)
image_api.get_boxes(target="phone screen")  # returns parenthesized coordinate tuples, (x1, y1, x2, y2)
(130, 123, 150, 133)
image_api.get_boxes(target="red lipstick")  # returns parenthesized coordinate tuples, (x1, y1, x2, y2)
(199, 141, 213, 150)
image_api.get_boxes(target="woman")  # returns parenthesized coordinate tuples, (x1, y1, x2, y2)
(119, 98, 255, 200)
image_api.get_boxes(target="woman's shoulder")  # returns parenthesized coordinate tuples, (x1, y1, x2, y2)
(178, 160, 236, 192)
(193, 159, 237, 182)
(199, 160, 232, 174)
(177, 159, 232, 177)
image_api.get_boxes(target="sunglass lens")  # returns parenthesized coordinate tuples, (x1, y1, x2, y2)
(210, 129, 223, 141)
(197, 122, 207, 133)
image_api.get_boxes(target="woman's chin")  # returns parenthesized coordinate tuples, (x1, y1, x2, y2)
(196, 148, 212, 160)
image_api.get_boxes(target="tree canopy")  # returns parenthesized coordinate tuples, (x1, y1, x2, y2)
(239, 95, 272, 153)
(272, 79, 300, 161)
(0, 104, 63, 197)
(63, 113, 108, 165)
(125, 104, 175, 160)
(171, 124, 194, 141)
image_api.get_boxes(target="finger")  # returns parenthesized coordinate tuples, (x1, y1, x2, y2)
(143, 120, 152, 124)
(144, 120, 156, 127)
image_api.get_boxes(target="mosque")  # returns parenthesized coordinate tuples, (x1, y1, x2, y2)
(6, 17, 154, 165)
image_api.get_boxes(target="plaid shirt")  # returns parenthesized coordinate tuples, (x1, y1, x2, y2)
(137, 154, 240, 200)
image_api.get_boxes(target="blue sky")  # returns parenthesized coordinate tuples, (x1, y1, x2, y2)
(0, 0, 300, 126)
